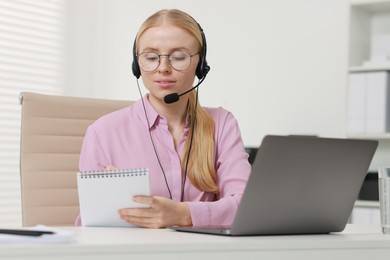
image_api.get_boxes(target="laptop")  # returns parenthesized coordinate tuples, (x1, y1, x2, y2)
(171, 135, 378, 236)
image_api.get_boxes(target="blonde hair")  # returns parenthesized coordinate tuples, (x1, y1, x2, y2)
(136, 9, 217, 193)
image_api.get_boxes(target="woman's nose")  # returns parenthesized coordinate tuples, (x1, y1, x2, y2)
(157, 56, 171, 73)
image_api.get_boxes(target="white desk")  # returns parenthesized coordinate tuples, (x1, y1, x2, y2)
(1, 224, 390, 260)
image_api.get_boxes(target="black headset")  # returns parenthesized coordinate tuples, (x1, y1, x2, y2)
(132, 20, 210, 80)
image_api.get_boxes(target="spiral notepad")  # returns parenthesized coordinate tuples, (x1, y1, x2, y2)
(77, 168, 150, 227)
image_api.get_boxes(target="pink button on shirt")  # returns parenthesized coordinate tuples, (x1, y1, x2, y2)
(75, 96, 251, 227)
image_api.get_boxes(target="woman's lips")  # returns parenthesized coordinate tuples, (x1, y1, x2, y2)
(155, 79, 176, 88)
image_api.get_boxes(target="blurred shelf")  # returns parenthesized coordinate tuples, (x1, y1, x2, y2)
(349, 66, 390, 72)
(355, 200, 379, 208)
(347, 133, 390, 140)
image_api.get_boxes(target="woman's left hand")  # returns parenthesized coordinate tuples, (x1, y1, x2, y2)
(118, 196, 193, 228)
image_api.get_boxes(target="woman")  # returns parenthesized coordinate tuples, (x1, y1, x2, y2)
(75, 9, 251, 228)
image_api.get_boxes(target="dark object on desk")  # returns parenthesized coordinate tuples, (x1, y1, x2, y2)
(245, 147, 258, 165)
(172, 135, 378, 236)
(0, 229, 54, 237)
(358, 172, 379, 201)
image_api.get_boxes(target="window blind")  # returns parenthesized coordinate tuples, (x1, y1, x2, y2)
(0, 0, 65, 226)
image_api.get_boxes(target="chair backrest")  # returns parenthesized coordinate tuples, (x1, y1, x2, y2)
(19, 92, 133, 226)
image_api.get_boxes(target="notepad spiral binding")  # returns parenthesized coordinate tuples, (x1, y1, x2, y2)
(78, 168, 149, 179)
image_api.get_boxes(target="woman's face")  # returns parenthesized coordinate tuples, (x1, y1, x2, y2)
(137, 24, 200, 106)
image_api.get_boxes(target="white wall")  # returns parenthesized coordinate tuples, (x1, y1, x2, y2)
(65, 0, 352, 148)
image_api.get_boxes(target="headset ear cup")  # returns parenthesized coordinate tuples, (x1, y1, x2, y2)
(196, 59, 204, 79)
(132, 60, 141, 79)
(196, 58, 210, 79)
(132, 38, 141, 79)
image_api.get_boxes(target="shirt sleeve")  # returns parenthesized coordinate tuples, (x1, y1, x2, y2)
(186, 110, 251, 226)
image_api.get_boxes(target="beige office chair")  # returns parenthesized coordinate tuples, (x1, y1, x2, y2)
(19, 92, 133, 226)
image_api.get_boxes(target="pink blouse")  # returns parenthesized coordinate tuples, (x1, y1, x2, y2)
(75, 96, 251, 227)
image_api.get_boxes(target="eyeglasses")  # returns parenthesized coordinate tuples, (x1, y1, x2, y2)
(137, 51, 199, 72)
